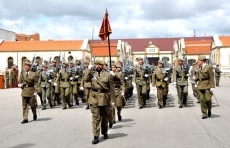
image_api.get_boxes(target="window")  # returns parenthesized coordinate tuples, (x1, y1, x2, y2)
(188, 59, 196, 66)
(68, 56, 73, 61)
(8, 57, 14, 69)
(21, 57, 27, 68)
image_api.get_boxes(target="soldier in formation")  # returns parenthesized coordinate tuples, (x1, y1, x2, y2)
(195, 56, 215, 119)
(214, 64, 221, 87)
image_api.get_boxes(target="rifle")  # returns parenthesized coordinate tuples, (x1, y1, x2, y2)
(38, 55, 43, 70)
(45, 54, 52, 79)
(182, 55, 189, 75)
(30, 54, 36, 71)
(56, 52, 61, 72)
(162, 57, 171, 77)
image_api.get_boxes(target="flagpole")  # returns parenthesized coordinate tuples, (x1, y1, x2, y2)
(107, 32, 112, 70)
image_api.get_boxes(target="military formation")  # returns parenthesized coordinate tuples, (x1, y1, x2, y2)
(14, 54, 220, 144)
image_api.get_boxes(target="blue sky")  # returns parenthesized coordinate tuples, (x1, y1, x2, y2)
(0, 0, 229, 40)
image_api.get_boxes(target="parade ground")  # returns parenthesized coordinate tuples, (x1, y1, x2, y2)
(0, 79, 230, 148)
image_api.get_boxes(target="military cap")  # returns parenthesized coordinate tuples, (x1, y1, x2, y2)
(24, 59, 31, 63)
(178, 58, 184, 62)
(35, 60, 40, 63)
(52, 60, 57, 63)
(24, 61, 32, 66)
(62, 61, 68, 65)
(75, 59, 80, 62)
(70, 60, 74, 64)
(192, 61, 197, 65)
(198, 55, 206, 60)
(42, 64, 48, 68)
(158, 60, 163, 64)
(95, 59, 104, 65)
(84, 60, 90, 64)
(136, 57, 143, 61)
(44, 60, 48, 63)
(116, 64, 122, 68)
(117, 60, 123, 65)
(111, 64, 117, 68)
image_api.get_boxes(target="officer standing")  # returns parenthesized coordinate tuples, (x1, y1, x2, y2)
(172, 58, 189, 108)
(214, 64, 222, 87)
(38, 64, 53, 110)
(196, 56, 215, 119)
(132, 57, 149, 109)
(80, 60, 92, 109)
(18, 61, 38, 124)
(152, 60, 168, 109)
(88, 60, 115, 144)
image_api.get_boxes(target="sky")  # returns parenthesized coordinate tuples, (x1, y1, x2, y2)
(0, 0, 230, 40)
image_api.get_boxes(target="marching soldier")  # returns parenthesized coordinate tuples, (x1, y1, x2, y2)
(189, 62, 200, 103)
(196, 56, 215, 119)
(18, 61, 38, 124)
(4, 67, 9, 89)
(38, 64, 53, 110)
(75, 59, 84, 103)
(172, 58, 189, 108)
(152, 60, 168, 109)
(33, 60, 43, 106)
(132, 57, 149, 109)
(80, 60, 92, 109)
(214, 64, 221, 87)
(9, 67, 15, 88)
(69, 61, 79, 106)
(88, 60, 115, 144)
(55, 62, 71, 109)
(50, 60, 59, 106)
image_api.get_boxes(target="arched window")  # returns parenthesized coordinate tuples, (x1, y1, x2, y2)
(21, 57, 27, 68)
(188, 59, 196, 66)
(8, 57, 14, 69)
(68, 56, 73, 61)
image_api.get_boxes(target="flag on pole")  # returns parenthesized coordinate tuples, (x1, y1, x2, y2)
(99, 9, 112, 41)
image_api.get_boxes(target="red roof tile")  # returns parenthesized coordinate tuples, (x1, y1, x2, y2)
(219, 36, 230, 46)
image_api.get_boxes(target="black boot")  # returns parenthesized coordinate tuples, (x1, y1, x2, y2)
(92, 136, 99, 144)
(104, 133, 109, 139)
(21, 119, 28, 124)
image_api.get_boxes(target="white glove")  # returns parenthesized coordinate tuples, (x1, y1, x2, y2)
(195, 84, 197, 87)
(193, 76, 196, 80)
(164, 77, 169, 81)
(56, 74, 59, 76)
(110, 102, 115, 106)
(54, 83, 57, 86)
(49, 69, 54, 72)
(18, 83, 23, 88)
(144, 74, 149, 77)
(132, 82, 136, 87)
(70, 77, 73, 80)
(110, 71, 115, 76)
(48, 80, 52, 82)
(187, 74, 190, 77)
(210, 88, 214, 93)
(75, 75, 79, 78)
(125, 77, 128, 80)
(79, 86, 84, 91)
(121, 92, 124, 97)
(152, 86, 156, 90)
(129, 75, 133, 77)
(34, 92, 37, 96)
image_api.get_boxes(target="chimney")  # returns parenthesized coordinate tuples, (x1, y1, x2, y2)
(149, 41, 152, 45)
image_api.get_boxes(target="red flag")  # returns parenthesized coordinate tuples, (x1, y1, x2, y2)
(99, 9, 112, 41)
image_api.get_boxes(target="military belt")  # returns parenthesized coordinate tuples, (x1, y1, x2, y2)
(24, 84, 34, 87)
(61, 79, 69, 82)
(198, 78, 209, 81)
(177, 76, 188, 79)
(92, 88, 108, 93)
(41, 80, 48, 82)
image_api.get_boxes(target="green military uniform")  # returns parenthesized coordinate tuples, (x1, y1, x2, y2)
(173, 59, 189, 108)
(75, 60, 84, 102)
(9, 69, 15, 88)
(80, 62, 92, 109)
(38, 64, 52, 110)
(152, 61, 168, 109)
(88, 60, 115, 144)
(4, 68, 9, 89)
(196, 56, 215, 119)
(50, 61, 59, 105)
(69, 62, 79, 106)
(18, 61, 38, 124)
(189, 64, 199, 102)
(214, 65, 221, 86)
(132, 58, 149, 109)
(55, 63, 71, 109)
